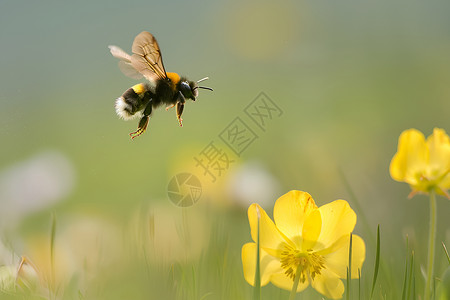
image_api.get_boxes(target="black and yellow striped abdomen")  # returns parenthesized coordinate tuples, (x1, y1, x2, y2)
(115, 83, 153, 120)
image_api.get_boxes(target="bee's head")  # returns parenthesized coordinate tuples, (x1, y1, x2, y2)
(180, 80, 198, 101)
(180, 77, 213, 101)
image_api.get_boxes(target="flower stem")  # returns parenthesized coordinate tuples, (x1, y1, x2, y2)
(289, 267, 302, 300)
(424, 190, 437, 300)
(253, 210, 261, 300)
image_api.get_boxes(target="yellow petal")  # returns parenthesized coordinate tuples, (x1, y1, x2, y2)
(248, 204, 293, 254)
(301, 209, 322, 252)
(311, 267, 345, 299)
(273, 191, 318, 246)
(241, 242, 282, 286)
(270, 272, 310, 292)
(427, 128, 450, 188)
(320, 234, 366, 278)
(315, 200, 356, 250)
(428, 128, 450, 167)
(439, 174, 450, 193)
(390, 129, 428, 185)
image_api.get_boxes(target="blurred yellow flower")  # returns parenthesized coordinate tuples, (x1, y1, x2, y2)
(390, 128, 450, 198)
(241, 191, 365, 299)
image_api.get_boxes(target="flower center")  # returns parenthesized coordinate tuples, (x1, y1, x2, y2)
(280, 244, 325, 283)
(416, 167, 450, 185)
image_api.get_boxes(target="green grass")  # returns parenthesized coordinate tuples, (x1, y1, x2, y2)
(0, 200, 448, 300)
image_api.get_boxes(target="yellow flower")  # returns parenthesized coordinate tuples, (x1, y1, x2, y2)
(390, 128, 450, 198)
(241, 191, 365, 299)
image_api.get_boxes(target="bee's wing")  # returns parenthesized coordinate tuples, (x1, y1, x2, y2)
(130, 31, 168, 83)
(109, 45, 143, 79)
(118, 61, 143, 80)
(109, 45, 132, 62)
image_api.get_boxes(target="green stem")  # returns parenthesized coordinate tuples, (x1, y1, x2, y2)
(424, 190, 437, 300)
(253, 213, 261, 300)
(289, 266, 302, 300)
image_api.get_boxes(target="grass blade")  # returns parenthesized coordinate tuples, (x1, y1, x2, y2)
(370, 225, 381, 299)
(443, 242, 450, 265)
(346, 233, 353, 300)
(406, 251, 414, 300)
(401, 257, 408, 300)
(192, 266, 197, 300)
(358, 268, 361, 300)
(401, 236, 410, 300)
(50, 212, 56, 298)
(438, 266, 450, 300)
(252, 207, 261, 300)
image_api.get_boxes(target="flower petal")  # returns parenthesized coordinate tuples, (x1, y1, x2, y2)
(248, 204, 293, 254)
(315, 200, 356, 250)
(390, 129, 428, 185)
(273, 191, 318, 246)
(427, 128, 450, 189)
(319, 234, 366, 278)
(311, 267, 345, 299)
(439, 175, 450, 195)
(302, 209, 322, 252)
(269, 272, 310, 292)
(242, 242, 282, 286)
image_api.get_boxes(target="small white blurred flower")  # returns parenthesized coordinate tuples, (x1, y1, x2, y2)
(227, 161, 280, 208)
(0, 265, 16, 294)
(0, 150, 75, 228)
(0, 256, 43, 295)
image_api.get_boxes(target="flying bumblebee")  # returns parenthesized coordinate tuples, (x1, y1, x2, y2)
(109, 31, 213, 139)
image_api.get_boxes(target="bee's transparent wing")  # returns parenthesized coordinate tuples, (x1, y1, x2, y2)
(109, 45, 143, 79)
(130, 31, 168, 83)
(109, 45, 132, 62)
(118, 61, 143, 79)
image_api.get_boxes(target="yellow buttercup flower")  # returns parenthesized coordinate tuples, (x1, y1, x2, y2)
(241, 190, 365, 299)
(390, 128, 450, 198)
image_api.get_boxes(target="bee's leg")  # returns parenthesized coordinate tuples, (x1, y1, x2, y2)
(129, 101, 153, 139)
(129, 116, 149, 139)
(176, 103, 184, 127)
(165, 103, 176, 111)
(176, 92, 186, 127)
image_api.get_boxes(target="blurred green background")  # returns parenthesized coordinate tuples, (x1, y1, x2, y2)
(1, 0, 450, 299)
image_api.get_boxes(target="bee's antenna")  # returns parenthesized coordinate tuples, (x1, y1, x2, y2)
(193, 86, 213, 92)
(198, 86, 214, 91)
(194, 77, 213, 92)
